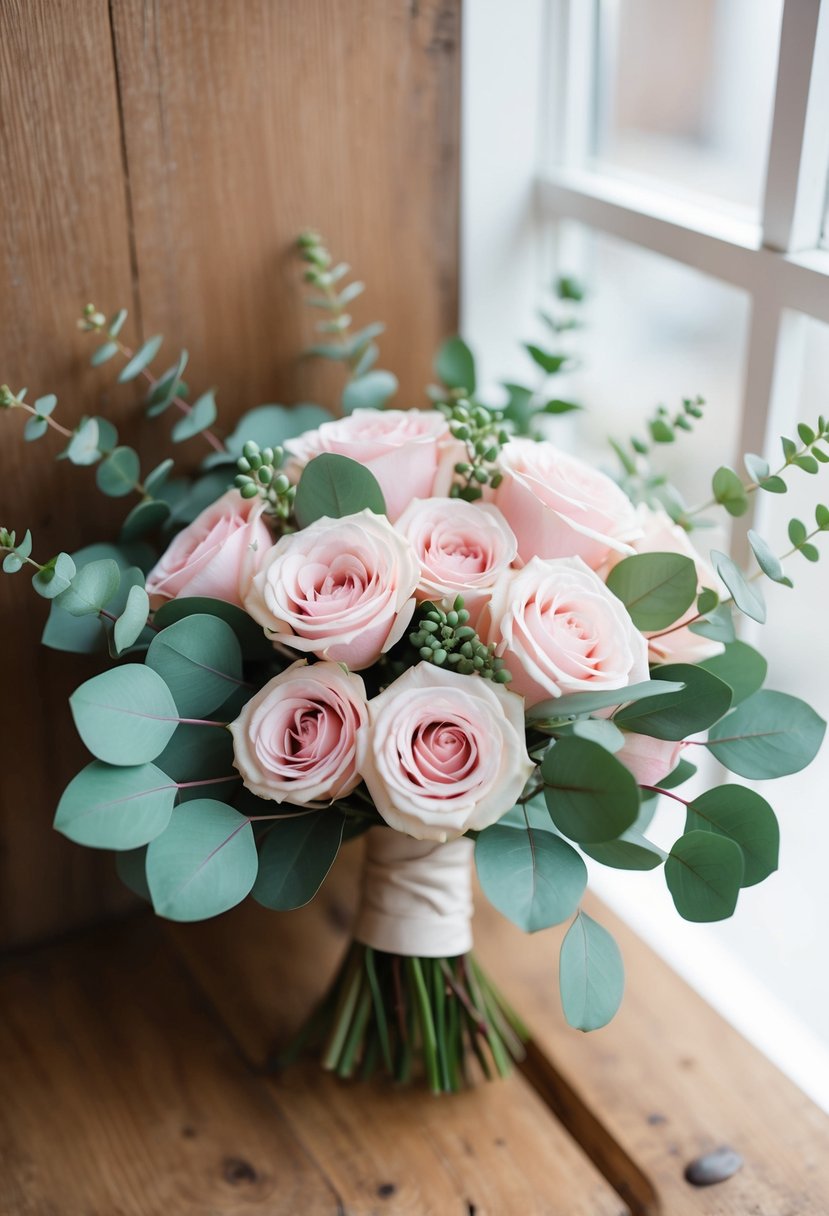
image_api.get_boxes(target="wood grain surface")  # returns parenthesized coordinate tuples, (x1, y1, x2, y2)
(0, 0, 459, 948)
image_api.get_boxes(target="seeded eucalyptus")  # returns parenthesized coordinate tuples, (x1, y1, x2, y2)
(435, 397, 509, 502)
(409, 596, 511, 683)
(234, 440, 295, 520)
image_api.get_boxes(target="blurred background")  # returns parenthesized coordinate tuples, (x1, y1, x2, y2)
(464, 0, 829, 1108)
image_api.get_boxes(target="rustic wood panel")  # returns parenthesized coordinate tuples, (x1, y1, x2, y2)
(0, 0, 141, 947)
(0, 0, 459, 948)
(109, 0, 460, 413)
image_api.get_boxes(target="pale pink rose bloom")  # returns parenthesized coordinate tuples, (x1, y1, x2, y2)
(284, 408, 465, 521)
(615, 732, 683, 789)
(482, 556, 649, 708)
(356, 663, 534, 842)
(394, 498, 518, 626)
(145, 489, 272, 609)
(606, 504, 724, 664)
(494, 438, 641, 569)
(244, 509, 419, 670)
(229, 661, 368, 806)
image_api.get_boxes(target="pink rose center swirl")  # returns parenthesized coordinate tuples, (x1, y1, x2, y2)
(255, 697, 348, 779)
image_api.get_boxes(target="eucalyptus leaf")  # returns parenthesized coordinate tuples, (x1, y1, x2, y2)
(698, 641, 767, 705)
(711, 550, 766, 624)
(32, 552, 77, 600)
(23, 415, 47, 441)
(342, 370, 398, 413)
(152, 596, 274, 660)
(96, 446, 141, 498)
(220, 403, 335, 460)
(614, 663, 732, 740)
(685, 786, 779, 887)
(33, 393, 57, 417)
(115, 846, 151, 901)
(580, 832, 665, 871)
(63, 417, 101, 466)
(706, 690, 826, 778)
(660, 758, 697, 789)
(688, 602, 736, 643)
(294, 453, 386, 527)
(712, 466, 749, 516)
(525, 345, 567, 376)
(144, 457, 175, 497)
(146, 801, 257, 921)
(114, 582, 151, 655)
(664, 830, 744, 922)
(605, 552, 697, 631)
(54, 760, 176, 850)
(118, 335, 162, 382)
(56, 558, 121, 617)
(41, 545, 153, 652)
(91, 341, 119, 367)
(119, 498, 171, 542)
(146, 351, 188, 416)
(252, 810, 345, 910)
(747, 530, 790, 585)
(70, 664, 180, 765)
(542, 737, 640, 843)
(146, 614, 244, 717)
(571, 718, 625, 751)
(475, 823, 587, 932)
(171, 389, 217, 442)
(559, 912, 624, 1031)
(435, 336, 476, 393)
(527, 679, 686, 724)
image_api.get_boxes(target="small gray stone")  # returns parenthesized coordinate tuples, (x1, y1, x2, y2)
(684, 1146, 744, 1187)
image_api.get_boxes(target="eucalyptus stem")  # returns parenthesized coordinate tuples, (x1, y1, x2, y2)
(2, 390, 73, 438)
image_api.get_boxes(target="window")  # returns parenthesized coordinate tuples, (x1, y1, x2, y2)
(462, 0, 829, 1110)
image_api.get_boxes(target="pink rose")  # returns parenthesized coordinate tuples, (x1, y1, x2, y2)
(229, 661, 367, 805)
(610, 505, 723, 664)
(146, 489, 272, 609)
(394, 498, 518, 626)
(284, 408, 465, 520)
(615, 731, 683, 789)
(356, 664, 534, 842)
(494, 438, 641, 568)
(244, 509, 419, 670)
(482, 556, 649, 708)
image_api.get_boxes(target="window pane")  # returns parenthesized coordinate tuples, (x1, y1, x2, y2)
(593, 0, 784, 215)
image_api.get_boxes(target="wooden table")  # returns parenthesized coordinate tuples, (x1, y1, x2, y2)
(2, 843, 827, 1214)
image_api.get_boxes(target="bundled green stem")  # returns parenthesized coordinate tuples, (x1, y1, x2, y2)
(280, 943, 527, 1093)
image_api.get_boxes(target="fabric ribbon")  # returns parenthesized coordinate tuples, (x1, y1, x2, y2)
(353, 826, 474, 957)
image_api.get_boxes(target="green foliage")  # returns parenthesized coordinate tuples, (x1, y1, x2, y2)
(612, 396, 706, 514)
(408, 596, 511, 682)
(688, 601, 736, 643)
(685, 787, 779, 887)
(171, 389, 217, 442)
(252, 810, 345, 910)
(580, 832, 665, 871)
(119, 499, 171, 542)
(664, 830, 744, 922)
(527, 679, 686, 726)
(70, 664, 180, 765)
(435, 336, 477, 394)
(613, 663, 732, 741)
(0, 527, 33, 574)
(706, 690, 826, 778)
(434, 397, 509, 501)
(41, 544, 152, 653)
(152, 595, 275, 661)
(294, 452, 386, 527)
(56, 558, 121, 617)
(113, 582, 151, 654)
(747, 530, 791, 586)
(96, 446, 141, 497)
(54, 761, 176, 850)
(146, 801, 258, 921)
(570, 718, 624, 752)
(118, 335, 163, 382)
(559, 911, 624, 1031)
(63, 417, 101, 466)
(341, 369, 398, 413)
(712, 466, 750, 516)
(541, 737, 640, 843)
(146, 351, 188, 417)
(218, 403, 334, 465)
(146, 614, 244, 717)
(234, 440, 295, 520)
(661, 757, 697, 788)
(605, 551, 698, 631)
(475, 821, 587, 932)
(698, 641, 767, 705)
(710, 550, 766, 624)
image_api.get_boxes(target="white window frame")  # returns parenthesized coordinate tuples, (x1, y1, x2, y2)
(462, 0, 829, 1112)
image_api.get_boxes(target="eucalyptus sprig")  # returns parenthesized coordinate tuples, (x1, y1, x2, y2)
(408, 596, 511, 683)
(609, 395, 706, 524)
(234, 440, 295, 521)
(79, 305, 226, 454)
(297, 231, 398, 412)
(435, 397, 509, 502)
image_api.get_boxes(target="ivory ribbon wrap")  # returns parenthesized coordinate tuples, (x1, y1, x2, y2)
(353, 827, 475, 957)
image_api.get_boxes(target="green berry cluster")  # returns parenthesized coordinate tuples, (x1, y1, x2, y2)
(435, 398, 510, 502)
(234, 441, 295, 520)
(409, 596, 512, 683)
(297, 230, 334, 286)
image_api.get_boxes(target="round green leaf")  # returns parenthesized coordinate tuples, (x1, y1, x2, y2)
(342, 370, 398, 413)
(146, 801, 257, 921)
(698, 641, 767, 706)
(96, 446, 141, 497)
(664, 830, 744, 922)
(114, 582, 151, 655)
(580, 833, 665, 871)
(542, 737, 640, 843)
(152, 595, 273, 661)
(605, 552, 698, 631)
(41, 545, 150, 651)
(155, 720, 236, 798)
(706, 690, 826, 778)
(434, 336, 476, 392)
(118, 334, 162, 382)
(24, 415, 47, 441)
(54, 761, 176, 849)
(614, 663, 732, 741)
(685, 786, 779, 887)
(294, 453, 386, 528)
(712, 466, 749, 516)
(146, 614, 244, 717)
(689, 603, 736, 643)
(119, 498, 171, 542)
(475, 823, 587, 932)
(559, 911, 624, 1031)
(64, 417, 101, 466)
(171, 389, 217, 442)
(32, 551, 76, 600)
(218, 403, 335, 463)
(143, 457, 175, 496)
(70, 664, 180, 765)
(252, 811, 345, 910)
(56, 558, 121, 617)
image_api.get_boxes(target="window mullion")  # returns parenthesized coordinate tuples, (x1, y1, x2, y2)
(761, 0, 829, 253)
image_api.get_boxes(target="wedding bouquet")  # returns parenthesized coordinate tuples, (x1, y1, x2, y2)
(2, 232, 826, 1093)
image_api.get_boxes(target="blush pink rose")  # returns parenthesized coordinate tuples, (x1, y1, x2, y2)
(244, 509, 419, 670)
(394, 498, 518, 626)
(482, 556, 649, 708)
(145, 489, 273, 609)
(615, 731, 683, 789)
(607, 505, 723, 665)
(229, 661, 368, 806)
(494, 438, 641, 568)
(284, 408, 465, 521)
(356, 663, 534, 842)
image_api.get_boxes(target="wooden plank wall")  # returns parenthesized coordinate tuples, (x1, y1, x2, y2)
(0, 0, 460, 949)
